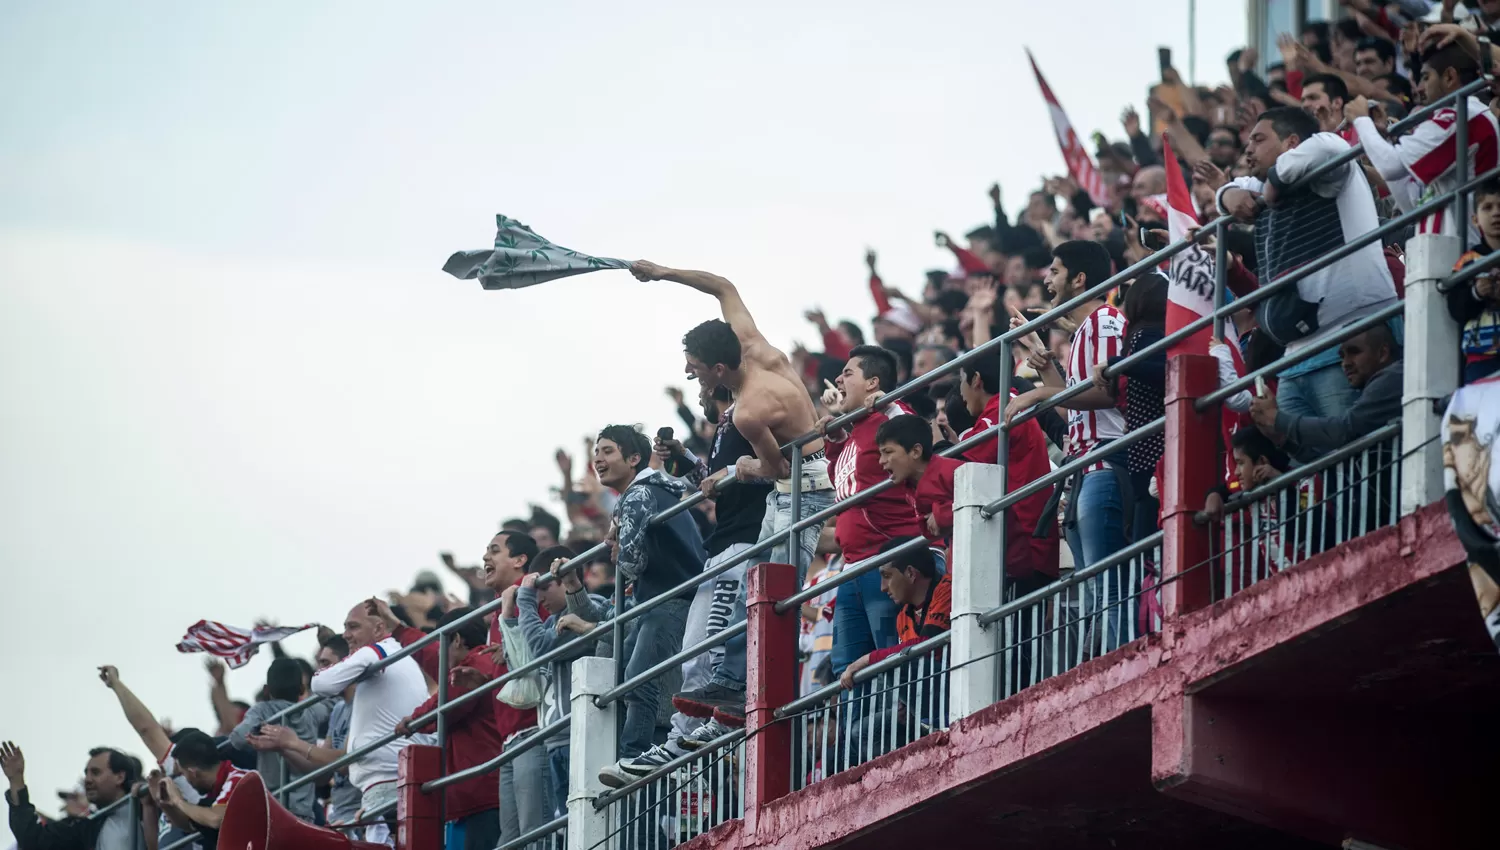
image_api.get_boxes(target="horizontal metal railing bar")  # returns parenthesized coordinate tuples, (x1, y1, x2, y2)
(593, 727, 748, 809)
(594, 620, 748, 707)
(1195, 303, 1405, 410)
(1439, 237, 1500, 293)
(980, 417, 1165, 517)
(422, 715, 572, 793)
(773, 535, 931, 614)
(775, 631, 952, 719)
(497, 814, 568, 850)
(978, 531, 1166, 627)
(1218, 422, 1401, 516)
(88, 795, 131, 820)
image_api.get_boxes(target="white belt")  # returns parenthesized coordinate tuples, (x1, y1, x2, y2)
(775, 470, 833, 493)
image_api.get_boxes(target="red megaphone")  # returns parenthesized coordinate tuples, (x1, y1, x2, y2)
(218, 770, 389, 850)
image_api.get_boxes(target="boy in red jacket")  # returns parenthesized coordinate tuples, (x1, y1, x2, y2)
(875, 413, 960, 548)
(821, 345, 926, 678)
(368, 600, 505, 850)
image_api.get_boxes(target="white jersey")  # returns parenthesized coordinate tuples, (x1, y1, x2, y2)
(1065, 304, 1126, 472)
(310, 636, 428, 793)
(1355, 95, 1499, 243)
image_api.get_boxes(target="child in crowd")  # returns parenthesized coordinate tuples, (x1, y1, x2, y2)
(1450, 178, 1500, 384)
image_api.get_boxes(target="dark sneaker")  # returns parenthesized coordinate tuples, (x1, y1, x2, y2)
(712, 702, 746, 728)
(672, 683, 745, 718)
(679, 717, 733, 750)
(598, 743, 680, 788)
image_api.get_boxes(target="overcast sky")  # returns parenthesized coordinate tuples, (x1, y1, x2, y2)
(0, 1, 1242, 838)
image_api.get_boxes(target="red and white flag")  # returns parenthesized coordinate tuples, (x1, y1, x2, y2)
(1027, 50, 1110, 207)
(1162, 137, 1214, 357)
(176, 620, 317, 669)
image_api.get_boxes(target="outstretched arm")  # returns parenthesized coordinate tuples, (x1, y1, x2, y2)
(99, 666, 172, 762)
(632, 261, 764, 345)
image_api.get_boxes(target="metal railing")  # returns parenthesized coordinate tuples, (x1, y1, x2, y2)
(780, 633, 952, 790)
(597, 731, 746, 849)
(121, 73, 1482, 850)
(498, 814, 568, 850)
(1214, 425, 1402, 600)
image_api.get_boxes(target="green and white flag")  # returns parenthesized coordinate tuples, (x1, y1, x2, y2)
(442, 214, 628, 290)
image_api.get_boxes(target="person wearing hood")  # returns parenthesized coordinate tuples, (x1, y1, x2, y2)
(593, 425, 706, 761)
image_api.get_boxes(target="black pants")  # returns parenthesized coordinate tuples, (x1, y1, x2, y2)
(461, 808, 502, 850)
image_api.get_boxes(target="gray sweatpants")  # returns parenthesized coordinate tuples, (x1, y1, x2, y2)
(668, 542, 751, 747)
(499, 736, 551, 843)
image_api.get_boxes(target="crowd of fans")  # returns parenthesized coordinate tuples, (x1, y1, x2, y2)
(11, 4, 1500, 849)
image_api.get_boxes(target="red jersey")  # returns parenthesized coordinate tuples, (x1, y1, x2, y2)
(958, 394, 1060, 578)
(827, 402, 925, 562)
(394, 626, 504, 820)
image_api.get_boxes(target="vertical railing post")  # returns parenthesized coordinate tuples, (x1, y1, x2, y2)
(436, 632, 449, 827)
(129, 792, 144, 850)
(1212, 219, 1228, 340)
(950, 463, 1005, 721)
(1162, 354, 1220, 617)
(397, 744, 444, 850)
(743, 562, 798, 832)
(1400, 232, 1462, 515)
(568, 657, 617, 850)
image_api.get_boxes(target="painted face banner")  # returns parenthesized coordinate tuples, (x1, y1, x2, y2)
(1442, 375, 1500, 652)
(442, 214, 628, 290)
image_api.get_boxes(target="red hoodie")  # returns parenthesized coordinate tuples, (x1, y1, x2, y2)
(957, 393, 1060, 578)
(393, 626, 504, 821)
(901, 455, 960, 547)
(827, 402, 926, 562)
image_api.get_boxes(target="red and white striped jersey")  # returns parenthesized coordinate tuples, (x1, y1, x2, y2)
(1065, 304, 1127, 472)
(1354, 96, 1499, 242)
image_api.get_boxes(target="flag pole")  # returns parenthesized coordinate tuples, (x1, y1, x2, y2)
(1188, 0, 1197, 86)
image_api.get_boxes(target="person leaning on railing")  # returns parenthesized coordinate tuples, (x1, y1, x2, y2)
(592, 425, 704, 763)
(3, 742, 143, 850)
(1005, 240, 1132, 653)
(1217, 105, 1399, 424)
(513, 549, 609, 812)
(308, 600, 428, 845)
(382, 597, 505, 850)
(1249, 324, 1404, 461)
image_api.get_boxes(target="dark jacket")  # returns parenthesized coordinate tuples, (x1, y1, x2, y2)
(613, 470, 706, 603)
(1274, 359, 1404, 457)
(7, 788, 128, 850)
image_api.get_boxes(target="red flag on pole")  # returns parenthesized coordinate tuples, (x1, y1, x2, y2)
(1162, 137, 1215, 357)
(1026, 49, 1111, 207)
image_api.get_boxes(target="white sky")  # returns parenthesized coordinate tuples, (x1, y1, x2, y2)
(0, 0, 1244, 837)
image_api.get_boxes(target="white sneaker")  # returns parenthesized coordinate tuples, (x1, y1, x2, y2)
(597, 744, 680, 789)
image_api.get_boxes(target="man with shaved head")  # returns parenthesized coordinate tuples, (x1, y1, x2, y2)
(310, 598, 428, 844)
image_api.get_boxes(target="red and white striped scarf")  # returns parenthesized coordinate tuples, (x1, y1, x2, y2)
(176, 620, 317, 668)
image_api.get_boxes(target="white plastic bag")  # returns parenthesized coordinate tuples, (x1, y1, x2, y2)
(496, 617, 545, 709)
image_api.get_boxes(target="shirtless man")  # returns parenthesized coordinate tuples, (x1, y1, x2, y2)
(631, 260, 836, 734)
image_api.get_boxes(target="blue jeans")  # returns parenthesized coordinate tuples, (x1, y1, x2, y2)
(547, 746, 569, 818)
(1064, 470, 1129, 654)
(709, 486, 836, 691)
(829, 557, 900, 675)
(620, 596, 691, 757)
